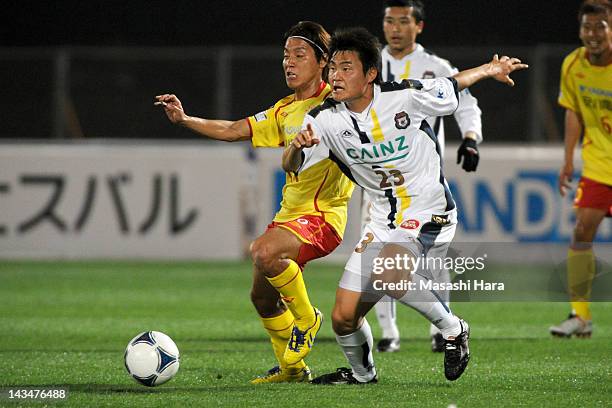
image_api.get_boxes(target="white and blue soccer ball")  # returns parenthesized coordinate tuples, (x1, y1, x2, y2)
(124, 331, 180, 387)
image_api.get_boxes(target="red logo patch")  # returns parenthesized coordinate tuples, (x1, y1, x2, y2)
(400, 219, 419, 229)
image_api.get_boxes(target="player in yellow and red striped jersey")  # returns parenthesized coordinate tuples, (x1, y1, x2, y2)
(155, 21, 354, 382)
(550, 1, 612, 338)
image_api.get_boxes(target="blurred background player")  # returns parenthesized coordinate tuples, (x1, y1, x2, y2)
(371, 0, 483, 353)
(550, 1, 612, 338)
(155, 21, 355, 382)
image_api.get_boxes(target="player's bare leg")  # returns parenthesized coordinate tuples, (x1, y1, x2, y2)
(550, 207, 605, 338)
(250, 227, 303, 278)
(250, 226, 322, 366)
(250, 265, 286, 318)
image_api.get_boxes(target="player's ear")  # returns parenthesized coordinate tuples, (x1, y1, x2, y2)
(366, 67, 378, 84)
(319, 53, 328, 69)
(417, 21, 424, 35)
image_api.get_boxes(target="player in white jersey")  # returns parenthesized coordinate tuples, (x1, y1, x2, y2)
(371, 0, 484, 354)
(283, 27, 527, 384)
(381, 0, 482, 154)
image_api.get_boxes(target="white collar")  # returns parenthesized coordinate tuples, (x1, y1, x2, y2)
(383, 43, 423, 61)
(345, 85, 380, 121)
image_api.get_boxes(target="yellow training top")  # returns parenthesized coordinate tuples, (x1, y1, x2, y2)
(247, 82, 354, 238)
(558, 47, 612, 185)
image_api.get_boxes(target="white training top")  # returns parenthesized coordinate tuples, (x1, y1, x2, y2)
(300, 78, 459, 230)
(381, 44, 482, 152)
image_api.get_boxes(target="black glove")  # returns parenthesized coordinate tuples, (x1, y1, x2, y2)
(457, 138, 479, 172)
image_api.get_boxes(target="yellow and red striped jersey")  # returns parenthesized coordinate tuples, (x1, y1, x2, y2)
(558, 47, 612, 185)
(247, 82, 354, 238)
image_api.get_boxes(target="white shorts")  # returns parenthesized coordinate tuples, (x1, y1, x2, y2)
(339, 211, 457, 293)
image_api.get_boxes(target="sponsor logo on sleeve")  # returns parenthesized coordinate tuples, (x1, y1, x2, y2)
(431, 214, 450, 225)
(400, 219, 420, 229)
(254, 111, 268, 122)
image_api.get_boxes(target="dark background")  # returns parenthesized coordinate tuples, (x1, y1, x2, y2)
(2, 1, 584, 141)
(4, 0, 581, 47)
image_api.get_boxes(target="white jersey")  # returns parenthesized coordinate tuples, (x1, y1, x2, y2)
(301, 78, 458, 230)
(382, 44, 482, 152)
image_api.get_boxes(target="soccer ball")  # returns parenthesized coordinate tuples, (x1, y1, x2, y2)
(124, 331, 180, 387)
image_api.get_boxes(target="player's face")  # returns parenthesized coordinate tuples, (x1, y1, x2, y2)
(383, 7, 423, 54)
(283, 38, 322, 90)
(328, 51, 376, 109)
(579, 13, 612, 58)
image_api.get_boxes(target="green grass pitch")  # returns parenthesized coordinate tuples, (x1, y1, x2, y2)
(1, 261, 611, 407)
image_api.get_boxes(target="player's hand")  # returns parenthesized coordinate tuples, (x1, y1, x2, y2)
(292, 124, 320, 149)
(486, 54, 529, 86)
(558, 163, 574, 197)
(154, 94, 187, 124)
(457, 138, 479, 172)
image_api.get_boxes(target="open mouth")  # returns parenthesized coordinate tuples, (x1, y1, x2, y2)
(333, 85, 344, 92)
(286, 71, 297, 80)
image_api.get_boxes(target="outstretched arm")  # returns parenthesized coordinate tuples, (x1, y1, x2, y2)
(453, 54, 528, 91)
(454, 91, 482, 172)
(282, 124, 320, 173)
(155, 94, 251, 142)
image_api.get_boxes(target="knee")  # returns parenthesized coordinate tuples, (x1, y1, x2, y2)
(331, 306, 360, 335)
(250, 239, 277, 271)
(573, 220, 595, 246)
(574, 220, 587, 240)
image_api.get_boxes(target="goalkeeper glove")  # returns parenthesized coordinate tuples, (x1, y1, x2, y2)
(457, 138, 479, 172)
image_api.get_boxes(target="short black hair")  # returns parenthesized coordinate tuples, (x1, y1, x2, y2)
(284, 21, 330, 62)
(383, 0, 425, 23)
(578, 1, 612, 24)
(330, 27, 382, 85)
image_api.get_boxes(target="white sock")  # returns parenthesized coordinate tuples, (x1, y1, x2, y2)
(398, 272, 461, 339)
(434, 267, 453, 337)
(429, 298, 450, 336)
(374, 296, 399, 340)
(335, 319, 377, 382)
(437, 267, 451, 304)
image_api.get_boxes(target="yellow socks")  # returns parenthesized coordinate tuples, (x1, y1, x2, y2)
(267, 260, 316, 329)
(260, 309, 305, 370)
(567, 248, 595, 321)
